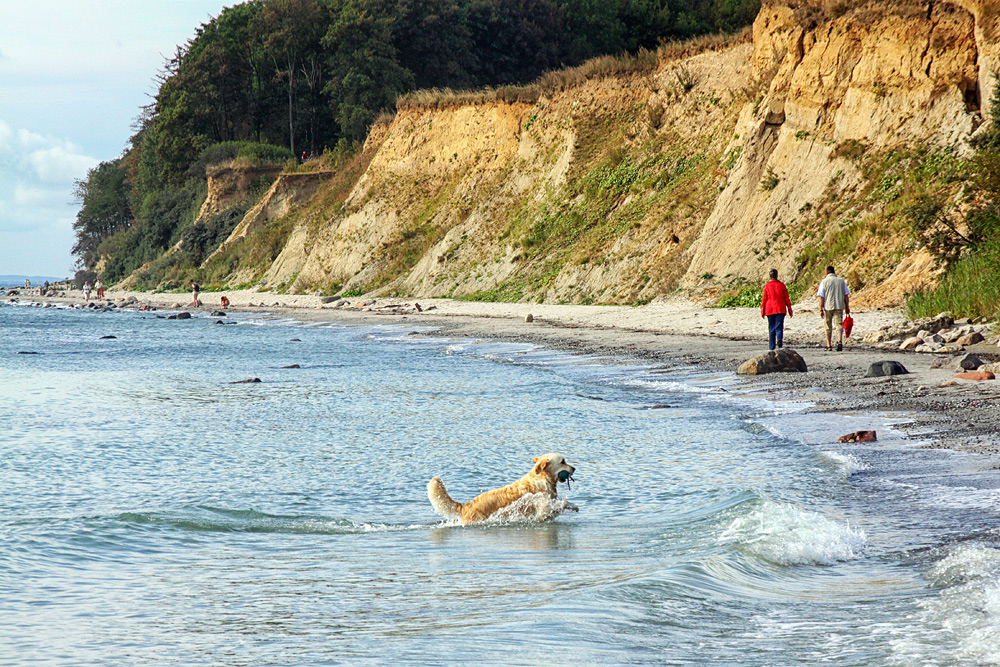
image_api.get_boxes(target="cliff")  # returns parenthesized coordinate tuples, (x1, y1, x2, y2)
(151, 0, 997, 306)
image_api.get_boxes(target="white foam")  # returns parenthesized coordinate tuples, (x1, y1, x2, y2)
(719, 500, 867, 566)
(482, 493, 578, 524)
(819, 450, 868, 478)
(889, 545, 1000, 665)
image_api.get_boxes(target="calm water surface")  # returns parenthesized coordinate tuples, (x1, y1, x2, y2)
(2, 303, 999, 666)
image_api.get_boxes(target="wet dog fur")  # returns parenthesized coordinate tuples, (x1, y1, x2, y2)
(427, 453, 576, 524)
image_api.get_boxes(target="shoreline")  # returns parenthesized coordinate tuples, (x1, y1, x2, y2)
(11, 288, 1000, 457)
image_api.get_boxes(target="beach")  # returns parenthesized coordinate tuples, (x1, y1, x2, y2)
(18, 287, 1000, 456)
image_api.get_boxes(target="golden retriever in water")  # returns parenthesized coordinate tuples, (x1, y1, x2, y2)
(428, 453, 577, 524)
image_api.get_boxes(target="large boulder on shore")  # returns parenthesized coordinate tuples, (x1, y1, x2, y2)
(737, 349, 807, 375)
(865, 361, 909, 377)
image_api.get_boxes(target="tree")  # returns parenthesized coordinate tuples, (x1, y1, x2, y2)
(256, 0, 325, 156)
(72, 159, 132, 270)
(322, 1, 414, 140)
(465, 0, 572, 86)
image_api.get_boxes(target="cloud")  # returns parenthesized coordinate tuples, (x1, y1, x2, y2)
(0, 118, 97, 275)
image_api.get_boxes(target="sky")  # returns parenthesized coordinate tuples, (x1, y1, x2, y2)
(0, 1, 232, 278)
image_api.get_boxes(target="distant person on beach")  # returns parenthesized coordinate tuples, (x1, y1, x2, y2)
(95, 277, 104, 299)
(83, 281, 91, 302)
(818, 266, 850, 351)
(220, 295, 230, 309)
(190, 280, 201, 306)
(42, 280, 49, 296)
(24, 279, 30, 288)
(760, 268, 793, 350)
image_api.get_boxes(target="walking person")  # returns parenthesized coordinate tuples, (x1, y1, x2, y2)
(83, 281, 92, 302)
(760, 268, 793, 350)
(95, 277, 104, 299)
(818, 265, 850, 351)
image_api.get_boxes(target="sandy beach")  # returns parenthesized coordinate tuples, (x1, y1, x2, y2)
(14, 287, 1000, 456)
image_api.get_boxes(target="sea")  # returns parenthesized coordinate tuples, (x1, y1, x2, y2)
(2, 301, 999, 666)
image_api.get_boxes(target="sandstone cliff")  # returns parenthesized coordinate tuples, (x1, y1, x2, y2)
(177, 0, 998, 306)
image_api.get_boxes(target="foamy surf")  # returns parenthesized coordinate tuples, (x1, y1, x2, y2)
(434, 493, 579, 527)
(819, 450, 868, 478)
(888, 545, 1000, 665)
(719, 500, 867, 566)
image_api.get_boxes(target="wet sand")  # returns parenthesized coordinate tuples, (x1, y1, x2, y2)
(17, 288, 1000, 456)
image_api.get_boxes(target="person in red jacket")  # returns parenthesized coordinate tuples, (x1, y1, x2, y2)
(760, 268, 793, 350)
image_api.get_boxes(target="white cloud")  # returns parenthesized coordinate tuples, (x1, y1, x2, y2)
(0, 118, 97, 275)
(27, 144, 97, 184)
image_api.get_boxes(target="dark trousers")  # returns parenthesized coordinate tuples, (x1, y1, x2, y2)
(767, 314, 785, 350)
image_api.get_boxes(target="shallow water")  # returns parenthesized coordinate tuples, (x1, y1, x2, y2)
(2, 303, 1000, 666)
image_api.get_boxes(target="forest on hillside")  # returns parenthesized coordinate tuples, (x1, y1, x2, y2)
(72, 0, 760, 284)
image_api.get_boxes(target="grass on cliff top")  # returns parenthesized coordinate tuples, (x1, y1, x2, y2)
(396, 30, 749, 111)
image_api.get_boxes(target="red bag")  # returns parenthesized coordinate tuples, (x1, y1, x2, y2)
(844, 315, 854, 338)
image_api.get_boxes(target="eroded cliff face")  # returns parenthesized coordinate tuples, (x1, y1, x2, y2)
(187, 0, 998, 306)
(684, 0, 989, 305)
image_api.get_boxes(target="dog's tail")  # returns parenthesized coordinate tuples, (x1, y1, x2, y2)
(427, 477, 463, 519)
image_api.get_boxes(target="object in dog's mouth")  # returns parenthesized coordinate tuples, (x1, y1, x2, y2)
(558, 469, 574, 489)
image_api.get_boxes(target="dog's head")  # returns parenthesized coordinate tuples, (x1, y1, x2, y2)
(531, 453, 575, 486)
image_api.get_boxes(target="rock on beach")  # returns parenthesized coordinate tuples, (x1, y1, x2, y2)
(953, 371, 996, 381)
(837, 430, 877, 443)
(865, 361, 909, 377)
(737, 349, 807, 375)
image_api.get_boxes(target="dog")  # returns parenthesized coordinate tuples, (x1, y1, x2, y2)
(428, 453, 576, 524)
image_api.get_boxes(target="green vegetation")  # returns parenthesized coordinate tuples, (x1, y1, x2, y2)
(904, 83, 1000, 320)
(72, 0, 759, 287)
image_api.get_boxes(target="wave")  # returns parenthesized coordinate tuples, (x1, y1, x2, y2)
(888, 545, 1000, 665)
(117, 507, 425, 535)
(719, 500, 867, 566)
(818, 450, 868, 478)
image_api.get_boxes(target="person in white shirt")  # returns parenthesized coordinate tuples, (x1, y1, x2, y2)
(817, 265, 850, 351)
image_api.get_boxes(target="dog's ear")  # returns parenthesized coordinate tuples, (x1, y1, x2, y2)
(532, 457, 548, 476)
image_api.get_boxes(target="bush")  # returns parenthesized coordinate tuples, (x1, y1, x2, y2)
(188, 141, 295, 178)
(716, 284, 762, 308)
(906, 235, 1000, 320)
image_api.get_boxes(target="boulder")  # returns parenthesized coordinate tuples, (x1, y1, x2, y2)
(211, 310, 226, 317)
(282, 364, 301, 369)
(865, 361, 909, 377)
(320, 296, 341, 304)
(230, 378, 262, 384)
(956, 331, 986, 346)
(923, 333, 945, 345)
(980, 362, 1000, 374)
(837, 430, 877, 443)
(737, 349, 808, 375)
(99, 335, 117, 340)
(176, 312, 192, 320)
(525, 313, 534, 322)
(953, 371, 996, 381)
(957, 353, 985, 370)
(900, 337, 923, 350)
(941, 329, 962, 343)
